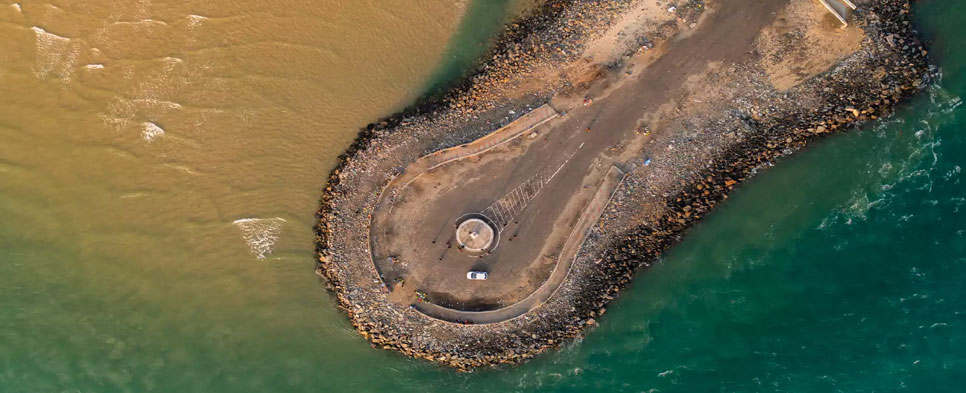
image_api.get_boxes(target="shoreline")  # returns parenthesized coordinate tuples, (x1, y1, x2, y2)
(315, 0, 933, 370)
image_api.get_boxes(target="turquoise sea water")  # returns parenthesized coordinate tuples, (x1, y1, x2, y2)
(423, 0, 539, 96)
(1, 1, 964, 392)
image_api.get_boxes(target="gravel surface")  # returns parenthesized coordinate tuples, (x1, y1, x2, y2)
(315, 0, 933, 370)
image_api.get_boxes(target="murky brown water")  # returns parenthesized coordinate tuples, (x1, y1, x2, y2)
(0, 1, 536, 390)
(2, 2, 963, 393)
(0, 0, 470, 264)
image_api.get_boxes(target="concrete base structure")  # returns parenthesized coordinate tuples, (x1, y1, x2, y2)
(455, 217, 497, 254)
(819, 0, 858, 26)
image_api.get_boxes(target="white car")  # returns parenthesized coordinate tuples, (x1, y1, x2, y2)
(466, 271, 488, 280)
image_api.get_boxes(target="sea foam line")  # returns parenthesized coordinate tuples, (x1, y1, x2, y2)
(141, 121, 164, 142)
(233, 217, 287, 260)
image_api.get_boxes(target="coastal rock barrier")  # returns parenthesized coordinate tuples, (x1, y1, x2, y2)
(315, 0, 933, 370)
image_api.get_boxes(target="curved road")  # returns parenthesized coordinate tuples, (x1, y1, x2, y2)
(370, 0, 789, 323)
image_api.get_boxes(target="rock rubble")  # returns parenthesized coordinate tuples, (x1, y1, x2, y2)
(315, 0, 932, 370)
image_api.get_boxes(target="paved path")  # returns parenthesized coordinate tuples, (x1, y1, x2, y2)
(414, 166, 626, 324)
(392, 105, 558, 191)
(373, 0, 790, 321)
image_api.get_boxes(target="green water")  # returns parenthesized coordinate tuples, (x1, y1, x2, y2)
(2, 1, 965, 392)
(422, 0, 540, 97)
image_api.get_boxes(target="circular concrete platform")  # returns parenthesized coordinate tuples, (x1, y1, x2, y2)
(456, 218, 495, 252)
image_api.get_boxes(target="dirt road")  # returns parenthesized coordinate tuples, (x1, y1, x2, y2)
(369, 0, 790, 319)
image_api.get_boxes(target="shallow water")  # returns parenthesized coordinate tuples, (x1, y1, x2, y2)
(1, 1, 965, 392)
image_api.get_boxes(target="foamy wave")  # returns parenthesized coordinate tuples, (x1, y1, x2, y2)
(31, 26, 77, 81)
(100, 56, 188, 134)
(141, 121, 164, 142)
(818, 84, 957, 232)
(135, 0, 151, 19)
(186, 14, 207, 27)
(83, 64, 105, 70)
(160, 57, 182, 72)
(186, 14, 206, 43)
(10, 3, 21, 12)
(233, 218, 287, 260)
(109, 19, 168, 28)
(130, 98, 182, 109)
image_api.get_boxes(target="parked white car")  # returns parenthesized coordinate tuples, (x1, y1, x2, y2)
(466, 271, 488, 280)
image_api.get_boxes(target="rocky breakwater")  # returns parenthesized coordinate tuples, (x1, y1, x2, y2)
(561, 0, 933, 344)
(315, 0, 932, 370)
